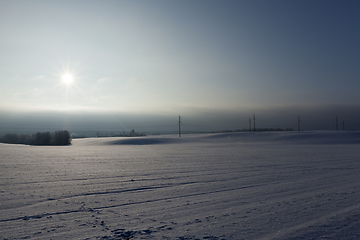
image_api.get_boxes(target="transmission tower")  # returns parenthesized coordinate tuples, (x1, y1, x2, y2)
(336, 116, 338, 130)
(178, 116, 182, 137)
(249, 118, 251, 132)
(253, 113, 256, 132)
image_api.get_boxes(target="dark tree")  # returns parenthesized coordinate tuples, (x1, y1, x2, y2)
(0, 130, 71, 146)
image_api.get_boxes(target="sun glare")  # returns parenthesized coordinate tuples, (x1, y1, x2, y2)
(62, 73, 73, 85)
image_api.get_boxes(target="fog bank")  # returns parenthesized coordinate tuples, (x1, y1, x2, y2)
(1, 104, 360, 136)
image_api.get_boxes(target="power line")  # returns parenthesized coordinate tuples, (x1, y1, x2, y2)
(178, 116, 182, 137)
(336, 116, 338, 131)
(253, 113, 256, 132)
(249, 118, 251, 132)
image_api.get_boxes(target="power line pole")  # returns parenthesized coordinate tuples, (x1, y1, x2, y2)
(298, 116, 300, 132)
(253, 113, 256, 132)
(178, 115, 182, 137)
(336, 116, 338, 130)
(249, 118, 251, 132)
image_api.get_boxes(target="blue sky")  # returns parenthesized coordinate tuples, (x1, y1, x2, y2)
(1, 0, 360, 132)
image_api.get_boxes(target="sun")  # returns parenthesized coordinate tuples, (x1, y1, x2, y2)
(62, 73, 73, 85)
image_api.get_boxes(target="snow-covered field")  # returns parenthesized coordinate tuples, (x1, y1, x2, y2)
(1, 131, 360, 239)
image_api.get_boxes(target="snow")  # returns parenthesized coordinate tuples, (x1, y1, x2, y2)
(1, 131, 360, 239)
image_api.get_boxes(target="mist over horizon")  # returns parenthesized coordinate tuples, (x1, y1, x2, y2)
(1, 103, 360, 137)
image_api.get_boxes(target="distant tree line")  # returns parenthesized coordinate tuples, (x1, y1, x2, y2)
(0, 130, 71, 146)
(250, 128, 294, 132)
(214, 128, 294, 133)
(95, 129, 146, 138)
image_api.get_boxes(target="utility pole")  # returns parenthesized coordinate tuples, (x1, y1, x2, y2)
(249, 118, 251, 132)
(343, 120, 345, 131)
(178, 115, 182, 137)
(336, 116, 338, 130)
(253, 113, 256, 132)
(298, 116, 300, 132)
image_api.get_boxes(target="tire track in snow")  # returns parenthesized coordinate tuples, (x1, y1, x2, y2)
(0, 181, 196, 211)
(0, 171, 262, 210)
(2, 164, 349, 212)
(0, 167, 255, 186)
(0, 183, 263, 223)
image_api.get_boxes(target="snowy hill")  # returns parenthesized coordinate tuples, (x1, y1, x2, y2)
(1, 131, 360, 239)
(75, 131, 360, 146)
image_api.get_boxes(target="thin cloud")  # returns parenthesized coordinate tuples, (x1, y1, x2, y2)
(97, 77, 112, 83)
(32, 75, 44, 80)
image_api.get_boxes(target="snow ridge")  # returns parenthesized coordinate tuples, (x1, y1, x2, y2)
(83, 131, 360, 146)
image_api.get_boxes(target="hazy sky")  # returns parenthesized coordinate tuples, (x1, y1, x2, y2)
(1, 0, 360, 132)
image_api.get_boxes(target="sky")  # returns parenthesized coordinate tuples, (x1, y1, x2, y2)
(1, 0, 360, 134)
